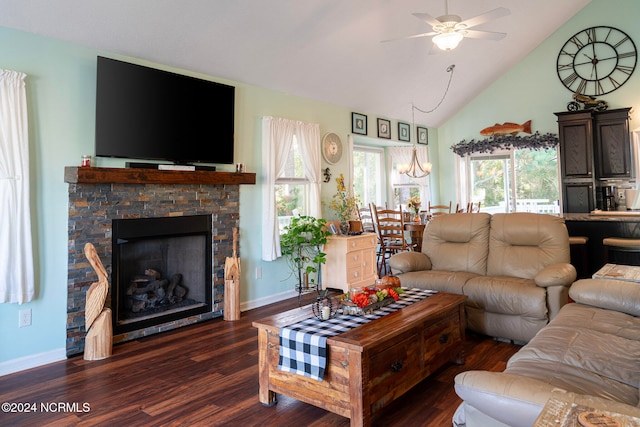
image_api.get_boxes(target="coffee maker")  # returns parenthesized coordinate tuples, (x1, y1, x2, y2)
(602, 185, 616, 211)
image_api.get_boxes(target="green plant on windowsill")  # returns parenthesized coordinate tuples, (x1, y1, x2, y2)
(280, 215, 331, 291)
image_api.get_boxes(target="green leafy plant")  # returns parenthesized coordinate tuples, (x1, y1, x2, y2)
(280, 216, 331, 287)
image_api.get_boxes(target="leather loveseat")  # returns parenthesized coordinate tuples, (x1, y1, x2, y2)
(388, 212, 576, 343)
(453, 278, 640, 426)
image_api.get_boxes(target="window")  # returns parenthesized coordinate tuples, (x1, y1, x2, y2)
(261, 116, 321, 261)
(389, 146, 430, 209)
(275, 136, 309, 232)
(462, 148, 560, 214)
(353, 146, 385, 208)
(391, 161, 421, 208)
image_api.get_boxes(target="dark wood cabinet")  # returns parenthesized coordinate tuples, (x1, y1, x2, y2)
(555, 108, 631, 213)
(594, 109, 632, 179)
(558, 111, 594, 179)
(563, 182, 594, 213)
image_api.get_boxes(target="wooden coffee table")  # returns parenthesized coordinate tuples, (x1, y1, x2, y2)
(252, 292, 466, 427)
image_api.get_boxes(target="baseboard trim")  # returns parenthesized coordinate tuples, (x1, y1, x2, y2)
(240, 289, 298, 312)
(0, 348, 67, 377)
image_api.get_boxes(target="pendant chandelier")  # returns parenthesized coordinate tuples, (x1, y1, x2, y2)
(398, 145, 432, 178)
(398, 64, 455, 179)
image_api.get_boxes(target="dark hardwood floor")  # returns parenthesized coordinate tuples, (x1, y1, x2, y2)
(0, 293, 521, 426)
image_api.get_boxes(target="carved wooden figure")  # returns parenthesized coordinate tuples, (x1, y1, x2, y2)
(224, 228, 241, 321)
(83, 242, 113, 360)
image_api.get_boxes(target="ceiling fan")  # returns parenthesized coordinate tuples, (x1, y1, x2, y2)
(385, 0, 510, 51)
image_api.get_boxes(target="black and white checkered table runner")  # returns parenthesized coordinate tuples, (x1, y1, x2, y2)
(278, 288, 438, 381)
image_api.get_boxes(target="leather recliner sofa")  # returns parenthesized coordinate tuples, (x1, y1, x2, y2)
(388, 212, 576, 343)
(453, 278, 640, 426)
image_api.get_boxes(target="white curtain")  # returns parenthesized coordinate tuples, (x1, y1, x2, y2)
(388, 146, 431, 205)
(0, 69, 34, 304)
(261, 116, 321, 261)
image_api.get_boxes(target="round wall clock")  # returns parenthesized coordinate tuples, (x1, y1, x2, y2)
(322, 132, 343, 164)
(556, 26, 637, 96)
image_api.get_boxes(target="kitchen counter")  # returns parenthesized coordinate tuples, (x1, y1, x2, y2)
(562, 214, 640, 275)
(564, 212, 640, 222)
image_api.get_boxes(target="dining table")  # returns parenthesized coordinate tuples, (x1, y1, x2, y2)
(404, 221, 426, 252)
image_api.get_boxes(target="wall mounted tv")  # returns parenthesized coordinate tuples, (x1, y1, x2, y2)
(95, 56, 235, 165)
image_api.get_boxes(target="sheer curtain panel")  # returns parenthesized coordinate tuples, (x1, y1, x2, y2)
(261, 116, 321, 261)
(0, 69, 34, 303)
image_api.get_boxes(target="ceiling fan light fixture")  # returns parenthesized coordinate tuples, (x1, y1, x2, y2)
(433, 31, 464, 51)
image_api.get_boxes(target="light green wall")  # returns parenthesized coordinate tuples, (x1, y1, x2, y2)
(436, 0, 640, 199)
(2, 0, 639, 366)
(0, 25, 421, 364)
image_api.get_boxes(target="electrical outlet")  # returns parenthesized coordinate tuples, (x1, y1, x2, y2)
(618, 190, 625, 200)
(255, 267, 262, 279)
(19, 308, 32, 328)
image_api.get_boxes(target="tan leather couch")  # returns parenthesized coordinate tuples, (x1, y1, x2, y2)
(389, 213, 576, 342)
(453, 278, 640, 427)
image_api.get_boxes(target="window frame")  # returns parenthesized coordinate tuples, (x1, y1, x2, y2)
(275, 136, 311, 231)
(352, 144, 386, 208)
(458, 146, 560, 214)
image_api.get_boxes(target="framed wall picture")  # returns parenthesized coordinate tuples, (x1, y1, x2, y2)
(417, 126, 428, 145)
(377, 118, 391, 139)
(352, 112, 367, 135)
(398, 122, 411, 142)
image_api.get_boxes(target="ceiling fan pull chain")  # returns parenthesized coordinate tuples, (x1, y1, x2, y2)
(414, 64, 455, 114)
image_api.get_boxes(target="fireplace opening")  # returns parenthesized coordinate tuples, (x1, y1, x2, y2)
(112, 215, 212, 335)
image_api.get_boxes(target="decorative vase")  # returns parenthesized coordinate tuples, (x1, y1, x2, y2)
(339, 221, 350, 235)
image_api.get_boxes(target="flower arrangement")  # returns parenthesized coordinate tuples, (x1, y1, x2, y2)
(329, 173, 360, 222)
(348, 287, 402, 308)
(340, 287, 406, 316)
(406, 196, 421, 215)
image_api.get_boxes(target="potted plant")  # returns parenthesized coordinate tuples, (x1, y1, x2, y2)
(280, 216, 331, 291)
(329, 173, 360, 234)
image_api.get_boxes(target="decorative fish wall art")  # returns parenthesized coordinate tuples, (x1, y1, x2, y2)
(480, 120, 532, 136)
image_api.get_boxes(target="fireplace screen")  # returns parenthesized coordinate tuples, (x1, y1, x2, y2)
(112, 215, 212, 334)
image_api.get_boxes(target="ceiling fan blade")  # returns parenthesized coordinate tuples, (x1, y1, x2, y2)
(458, 7, 510, 29)
(381, 31, 437, 43)
(412, 12, 442, 29)
(462, 29, 507, 41)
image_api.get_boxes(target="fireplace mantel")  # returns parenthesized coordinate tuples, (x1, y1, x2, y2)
(64, 166, 256, 185)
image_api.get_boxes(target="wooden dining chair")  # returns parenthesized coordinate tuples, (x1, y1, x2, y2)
(372, 204, 411, 276)
(428, 201, 452, 217)
(356, 204, 375, 233)
(456, 201, 481, 213)
(467, 201, 481, 213)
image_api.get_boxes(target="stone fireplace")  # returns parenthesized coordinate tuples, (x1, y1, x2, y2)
(65, 167, 255, 357)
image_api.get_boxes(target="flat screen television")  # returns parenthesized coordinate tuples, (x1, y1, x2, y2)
(95, 56, 235, 165)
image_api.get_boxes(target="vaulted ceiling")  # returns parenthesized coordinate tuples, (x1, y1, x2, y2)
(0, 0, 591, 127)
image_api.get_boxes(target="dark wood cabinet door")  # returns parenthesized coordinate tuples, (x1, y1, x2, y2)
(557, 112, 593, 179)
(594, 108, 631, 179)
(563, 182, 594, 213)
